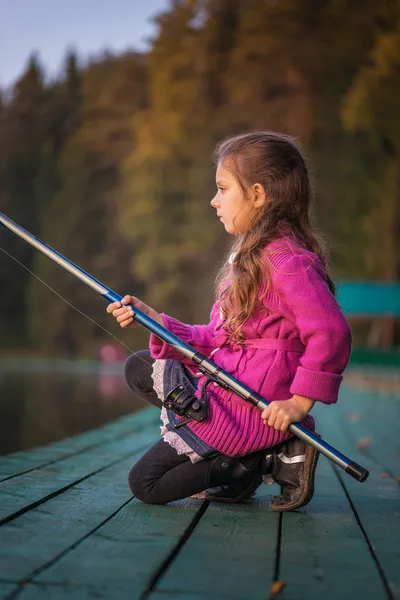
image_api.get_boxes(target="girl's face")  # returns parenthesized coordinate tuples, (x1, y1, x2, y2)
(210, 161, 265, 235)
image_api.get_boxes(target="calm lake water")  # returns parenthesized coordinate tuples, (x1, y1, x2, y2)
(0, 359, 147, 456)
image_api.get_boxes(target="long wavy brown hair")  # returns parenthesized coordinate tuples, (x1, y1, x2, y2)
(213, 131, 335, 345)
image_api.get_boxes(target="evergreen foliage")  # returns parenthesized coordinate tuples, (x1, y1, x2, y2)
(0, 0, 399, 355)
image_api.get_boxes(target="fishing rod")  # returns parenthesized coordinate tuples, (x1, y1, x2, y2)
(0, 211, 369, 482)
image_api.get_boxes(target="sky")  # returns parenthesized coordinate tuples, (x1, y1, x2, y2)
(0, 0, 170, 88)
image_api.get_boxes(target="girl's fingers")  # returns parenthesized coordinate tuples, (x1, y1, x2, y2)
(106, 301, 121, 313)
(262, 408, 273, 426)
(261, 402, 296, 432)
(120, 314, 141, 328)
(107, 296, 143, 329)
(272, 415, 282, 430)
(115, 307, 133, 319)
(106, 296, 135, 315)
(117, 310, 134, 323)
(122, 295, 139, 308)
(263, 412, 290, 432)
(275, 415, 287, 432)
(281, 421, 290, 433)
(261, 407, 271, 421)
(120, 317, 134, 328)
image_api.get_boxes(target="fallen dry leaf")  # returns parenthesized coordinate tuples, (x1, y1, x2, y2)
(356, 437, 372, 450)
(347, 412, 361, 422)
(270, 581, 286, 597)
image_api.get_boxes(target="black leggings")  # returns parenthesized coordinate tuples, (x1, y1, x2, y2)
(125, 351, 262, 504)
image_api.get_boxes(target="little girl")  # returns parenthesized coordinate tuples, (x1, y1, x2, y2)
(107, 131, 352, 511)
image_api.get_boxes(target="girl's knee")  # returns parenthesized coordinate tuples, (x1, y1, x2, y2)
(128, 466, 165, 505)
(124, 350, 152, 393)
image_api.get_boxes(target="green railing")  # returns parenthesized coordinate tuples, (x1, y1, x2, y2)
(336, 282, 400, 317)
(336, 281, 400, 366)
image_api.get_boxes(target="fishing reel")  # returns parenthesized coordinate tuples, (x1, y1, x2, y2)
(163, 383, 209, 428)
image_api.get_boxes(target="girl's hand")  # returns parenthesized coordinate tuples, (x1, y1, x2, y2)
(106, 295, 165, 329)
(261, 395, 315, 432)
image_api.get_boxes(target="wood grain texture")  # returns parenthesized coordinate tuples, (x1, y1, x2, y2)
(16, 500, 208, 600)
(315, 392, 400, 600)
(336, 386, 400, 478)
(0, 584, 18, 600)
(0, 383, 398, 600)
(277, 415, 387, 600)
(0, 426, 157, 524)
(18, 583, 234, 600)
(0, 408, 158, 482)
(0, 446, 158, 582)
(148, 489, 280, 600)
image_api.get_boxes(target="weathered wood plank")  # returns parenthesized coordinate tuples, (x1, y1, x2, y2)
(0, 442, 158, 582)
(12, 583, 231, 600)
(1, 382, 397, 600)
(336, 386, 400, 476)
(277, 411, 387, 600)
(0, 584, 16, 600)
(315, 395, 400, 600)
(0, 416, 157, 524)
(148, 489, 280, 600)
(14, 499, 208, 600)
(0, 408, 158, 481)
(0, 583, 78, 600)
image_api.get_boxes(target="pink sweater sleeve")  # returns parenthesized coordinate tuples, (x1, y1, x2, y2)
(149, 300, 220, 363)
(268, 249, 352, 404)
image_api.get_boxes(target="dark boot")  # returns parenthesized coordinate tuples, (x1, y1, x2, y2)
(269, 434, 320, 512)
(205, 453, 273, 503)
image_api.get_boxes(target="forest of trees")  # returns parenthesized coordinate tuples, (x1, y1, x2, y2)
(0, 0, 399, 357)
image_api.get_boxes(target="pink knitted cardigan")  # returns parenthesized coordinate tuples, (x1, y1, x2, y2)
(149, 238, 352, 457)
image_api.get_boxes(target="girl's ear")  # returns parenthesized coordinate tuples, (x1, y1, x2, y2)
(252, 183, 267, 209)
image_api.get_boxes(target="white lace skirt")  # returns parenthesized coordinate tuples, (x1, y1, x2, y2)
(151, 358, 205, 463)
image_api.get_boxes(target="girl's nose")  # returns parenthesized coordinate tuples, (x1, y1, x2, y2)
(210, 194, 218, 208)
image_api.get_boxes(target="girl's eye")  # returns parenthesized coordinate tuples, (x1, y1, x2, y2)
(218, 187, 225, 192)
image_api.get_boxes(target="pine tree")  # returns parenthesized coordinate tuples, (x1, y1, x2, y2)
(0, 55, 46, 348)
(27, 52, 148, 355)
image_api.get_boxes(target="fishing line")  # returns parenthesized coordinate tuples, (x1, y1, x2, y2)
(0, 244, 150, 368)
(0, 212, 370, 480)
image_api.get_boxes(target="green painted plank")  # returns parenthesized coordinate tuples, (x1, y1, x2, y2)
(315, 401, 400, 600)
(0, 438, 158, 582)
(0, 583, 17, 600)
(0, 420, 157, 523)
(0, 407, 158, 481)
(149, 489, 280, 600)
(153, 591, 235, 600)
(2, 387, 397, 600)
(3, 583, 120, 600)
(17, 583, 232, 600)
(0, 583, 78, 599)
(337, 386, 400, 476)
(19, 499, 208, 600)
(277, 419, 387, 600)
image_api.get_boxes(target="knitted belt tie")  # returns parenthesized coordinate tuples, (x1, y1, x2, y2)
(242, 338, 305, 352)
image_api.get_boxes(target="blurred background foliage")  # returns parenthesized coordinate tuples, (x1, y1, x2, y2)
(1, 0, 399, 357)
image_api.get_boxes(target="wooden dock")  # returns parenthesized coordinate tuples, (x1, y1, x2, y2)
(0, 379, 399, 600)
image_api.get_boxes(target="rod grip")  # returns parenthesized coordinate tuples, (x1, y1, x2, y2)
(345, 461, 369, 482)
